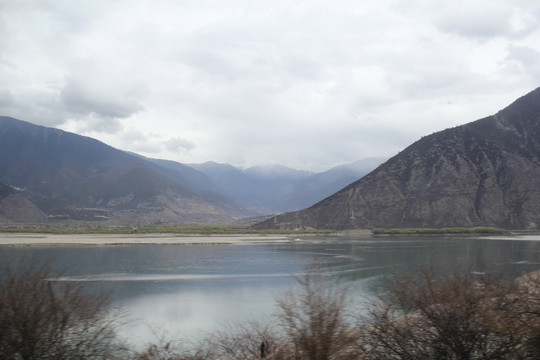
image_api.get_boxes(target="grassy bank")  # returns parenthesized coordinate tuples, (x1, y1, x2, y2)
(372, 227, 509, 235)
(0, 223, 334, 236)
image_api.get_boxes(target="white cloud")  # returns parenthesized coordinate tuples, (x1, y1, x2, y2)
(0, 0, 539, 171)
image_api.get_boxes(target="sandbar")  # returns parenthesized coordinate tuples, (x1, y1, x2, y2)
(1, 231, 538, 246)
(0, 233, 295, 246)
(480, 234, 540, 241)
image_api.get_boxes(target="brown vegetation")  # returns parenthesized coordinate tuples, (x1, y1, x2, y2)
(359, 270, 540, 360)
(275, 271, 360, 359)
(0, 257, 127, 360)
(2, 259, 540, 360)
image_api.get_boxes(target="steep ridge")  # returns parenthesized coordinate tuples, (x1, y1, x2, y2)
(0, 117, 241, 223)
(254, 87, 540, 230)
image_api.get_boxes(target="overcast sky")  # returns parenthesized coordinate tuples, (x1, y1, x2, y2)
(1, 0, 539, 171)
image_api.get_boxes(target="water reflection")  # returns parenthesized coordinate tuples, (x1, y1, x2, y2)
(1, 236, 540, 347)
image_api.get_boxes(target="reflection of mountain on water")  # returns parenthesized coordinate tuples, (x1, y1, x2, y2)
(2, 237, 537, 302)
(52, 272, 296, 282)
(1, 237, 539, 346)
(3, 237, 540, 300)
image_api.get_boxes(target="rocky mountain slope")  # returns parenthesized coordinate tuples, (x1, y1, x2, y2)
(0, 182, 46, 223)
(0, 116, 243, 223)
(254, 87, 540, 230)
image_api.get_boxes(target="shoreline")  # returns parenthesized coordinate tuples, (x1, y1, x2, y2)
(0, 231, 539, 246)
(0, 233, 296, 246)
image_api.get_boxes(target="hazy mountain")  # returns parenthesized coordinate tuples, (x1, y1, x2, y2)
(187, 159, 383, 213)
(241, 164, 313, 212)
(134, 156, 249, 215)
(254, 87, 540, 230)
(281, 158, 386, 211)
(0, 116, 386, 223)
(0, 116, 242, 223)
(187, 162, 267, 212)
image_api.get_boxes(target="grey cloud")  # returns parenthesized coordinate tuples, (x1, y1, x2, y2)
(121, 129, 148, 142)
(436, 7, 512, 39)
(0, 89, 15, 107)
(61, 77, 144, 120)
(0, 88, 69, 127)
(70, 115, 124, 134)
(434, 2, 540, 41)
(508, 45, 540, 67)
(507, 45, 540, 80)
(115, 130, 162, 154)
(164, 137, 196, 152)
(185, 51, 239, 79)
(129, 142, 162, 154)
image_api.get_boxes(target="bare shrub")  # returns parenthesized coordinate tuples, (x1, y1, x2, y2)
(132, 331, 187, 360)
(275, 270, 362, 360)
(133, 343, 181, 360)
(206, 319, 287, 360)
(0, 257, 127, 360)
(133, 319, 286, 360)
(506, 270, 540, 358)
(359, 269, 540, 360)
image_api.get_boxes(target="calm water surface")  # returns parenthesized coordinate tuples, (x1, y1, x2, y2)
(1, 235, 540, 346)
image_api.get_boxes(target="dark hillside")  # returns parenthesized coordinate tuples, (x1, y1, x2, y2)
(0, 117, 241, 222)
(254, 87, 540, 230)
(0, 182, 46, 223)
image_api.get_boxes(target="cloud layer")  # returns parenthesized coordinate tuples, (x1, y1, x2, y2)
(1, 0, 539, 171)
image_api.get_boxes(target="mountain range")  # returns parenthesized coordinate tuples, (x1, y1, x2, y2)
(3, 87, 539, 229)
(0, 116, 240, 223)
(254, 87, 540, 230)
(187, 158, 383, 214)
(0, 116, 381, 224)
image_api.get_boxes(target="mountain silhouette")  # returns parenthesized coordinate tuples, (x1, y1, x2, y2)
(254, 87, 540, 230)
(0, 116, 242, 223)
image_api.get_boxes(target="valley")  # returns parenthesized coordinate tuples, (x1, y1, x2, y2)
(0, 116, 383, 226)
(1, 87, 540, 231)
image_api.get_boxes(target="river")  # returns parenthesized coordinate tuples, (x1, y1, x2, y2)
(1, 234, 539, 347)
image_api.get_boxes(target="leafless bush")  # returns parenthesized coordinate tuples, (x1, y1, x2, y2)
(506, 270, 540, 357)
(0, 257, 128, 360)
(359, 269, 540, 360)
(275, 270, 362, 360)
(156, 269, 363, 360)
(132, 331, 187, 360)
(133, 342, 181, 360)
(133, 318, 286, 360)
(206, 319, 287, 360)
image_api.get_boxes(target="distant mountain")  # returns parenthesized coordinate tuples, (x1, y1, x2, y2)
(134, 156, 248, 215)
(187, 159, 383, 213)
(241, 164, 313, 212)
(281, 158, 385, 211)
(0, 116, 385, 224)
(0, 116, 243, 223)
(0, 182, 46, 223)
(187, 162, 268, 212)
(254, 87, 540, 230)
